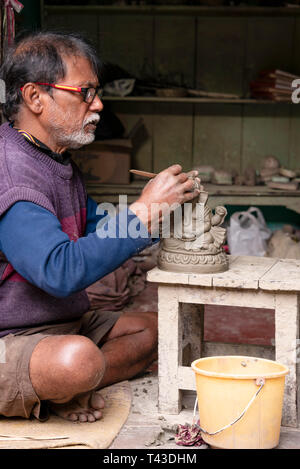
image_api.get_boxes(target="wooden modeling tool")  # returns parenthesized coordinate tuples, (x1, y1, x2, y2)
(129, 169, 157, 179)
(129, 169, 203, 191)
(130, 169, 200, 179)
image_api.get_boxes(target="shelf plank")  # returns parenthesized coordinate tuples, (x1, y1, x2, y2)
(85, 182, 300, 213)
(85, 181, 300, 197)
(44, 5, 300, 17)
(102, 96, 287, 104)
(205, 184, 300, 197)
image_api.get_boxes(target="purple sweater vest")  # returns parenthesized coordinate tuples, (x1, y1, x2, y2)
(0, 122, 90, 332)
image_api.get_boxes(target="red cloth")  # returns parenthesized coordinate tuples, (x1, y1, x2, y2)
(4, 0, 23, 46)
(175, 421, 206, 447)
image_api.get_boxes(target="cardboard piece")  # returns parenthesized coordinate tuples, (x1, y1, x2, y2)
(72, 139, 132, 184)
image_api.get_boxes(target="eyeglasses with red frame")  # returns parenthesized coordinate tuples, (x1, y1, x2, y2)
(20, 82, 103, 104)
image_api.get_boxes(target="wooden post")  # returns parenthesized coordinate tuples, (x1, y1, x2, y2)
(0, 0, 3, 66)
(157, 285, 183, 414)
(182, 303, 204, 362)
(275, 293, 299, 427)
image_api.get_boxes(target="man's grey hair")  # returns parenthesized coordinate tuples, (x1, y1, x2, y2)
(0, 31, 101, 121)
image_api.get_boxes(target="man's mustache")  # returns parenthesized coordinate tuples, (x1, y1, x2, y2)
(84, 114, 100, 127)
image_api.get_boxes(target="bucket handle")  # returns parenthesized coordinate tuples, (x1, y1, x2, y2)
(193, 377, 265, 436)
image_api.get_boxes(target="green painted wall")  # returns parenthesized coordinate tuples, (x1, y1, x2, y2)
(43, 6, 300, 175)
(18, 0, 42, 31)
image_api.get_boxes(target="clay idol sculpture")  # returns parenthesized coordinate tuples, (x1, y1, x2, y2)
(158, 189, 229, 274)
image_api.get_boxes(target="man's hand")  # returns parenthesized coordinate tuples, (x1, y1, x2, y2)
(129, 164, 202, 233)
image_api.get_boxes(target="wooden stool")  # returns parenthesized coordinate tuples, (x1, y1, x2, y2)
(147, 255, 300, 428)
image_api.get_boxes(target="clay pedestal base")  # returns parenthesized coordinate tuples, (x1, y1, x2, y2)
(157, 190, 229, 274)
(157, 247, 229, 274)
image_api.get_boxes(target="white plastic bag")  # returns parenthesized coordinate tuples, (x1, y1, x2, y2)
(227, 207, 272, 257)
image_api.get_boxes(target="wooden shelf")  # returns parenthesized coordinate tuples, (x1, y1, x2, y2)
(206, 184, 300, 215)
(205, 183, 300, 197)
(86, 181, 300, 197)
(44, 5, 300, 17)
(102, 96, 290, 104)
(44, 2, 300, 189)
(86, 181, 144, 204)
(86, 182, 300, 214)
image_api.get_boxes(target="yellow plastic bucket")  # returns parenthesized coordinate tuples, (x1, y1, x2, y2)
(191, 355, 289, 449)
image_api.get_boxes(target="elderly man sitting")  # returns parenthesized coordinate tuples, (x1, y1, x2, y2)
(0, 31, 200, 423)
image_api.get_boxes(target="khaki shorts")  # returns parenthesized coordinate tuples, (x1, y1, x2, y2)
(0, 309, 122, 421)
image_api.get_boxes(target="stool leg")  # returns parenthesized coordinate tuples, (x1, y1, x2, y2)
(275, 293, 299, 427)
(182, 303, 205, 362)
(157, 285, 182, 414)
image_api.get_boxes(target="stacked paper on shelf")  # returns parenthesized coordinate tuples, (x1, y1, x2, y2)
(250, 69, 300, 102)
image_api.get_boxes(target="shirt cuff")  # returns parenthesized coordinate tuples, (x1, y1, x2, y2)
(96, 207, 154, 254)
(120, 208, 153, 253)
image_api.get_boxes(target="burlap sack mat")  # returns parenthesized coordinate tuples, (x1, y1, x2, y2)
(0, 381, 131, 449)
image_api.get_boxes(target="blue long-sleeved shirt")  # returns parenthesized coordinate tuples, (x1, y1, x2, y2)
(0, 197, 153, 298)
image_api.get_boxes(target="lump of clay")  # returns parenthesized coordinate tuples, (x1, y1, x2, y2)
(243, 167, 257, 186)
(212, 170, 232, 185)
(193, 166, 214, 183)
(266, 181, 299, 191)
(262, 156, 280, 170)
(233, 171, 244, 186)
(260, 167, 280, 179)
(266, 228, 300, 260)
(279, 168, 297, 179)
(271, 176, 289, 183)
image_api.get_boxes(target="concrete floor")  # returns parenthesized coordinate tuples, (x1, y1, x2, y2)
(110, 367, 300, 450)
(110, 367, 209, 450)
(107, 270, 299, 450)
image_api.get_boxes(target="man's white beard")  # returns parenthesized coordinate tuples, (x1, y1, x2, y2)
(59, 114, 100, 149)
(48, 104, 100, 150)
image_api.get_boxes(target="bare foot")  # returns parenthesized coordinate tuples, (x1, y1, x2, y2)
(49, 390, 105, 422)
